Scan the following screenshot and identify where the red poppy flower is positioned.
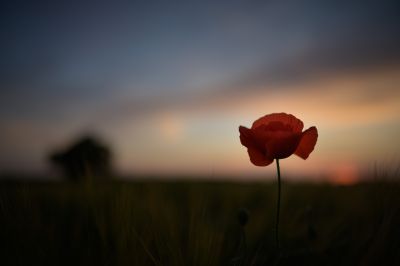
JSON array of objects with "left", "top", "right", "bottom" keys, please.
[{"left": 239, "top": 113, "right": 318, "bottom": 166}]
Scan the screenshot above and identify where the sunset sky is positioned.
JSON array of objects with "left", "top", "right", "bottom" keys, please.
[{"left": 1, "top": 0, "right": 399, "bottom": 182}]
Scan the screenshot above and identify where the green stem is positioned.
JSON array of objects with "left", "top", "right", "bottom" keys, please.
[{"left": 275, "top": 159, "right": 281, "bottom": 249}]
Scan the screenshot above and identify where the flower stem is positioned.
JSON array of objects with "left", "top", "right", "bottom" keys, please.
[{"left": 275, "top": 158, "right": 281, "bottom": 249}]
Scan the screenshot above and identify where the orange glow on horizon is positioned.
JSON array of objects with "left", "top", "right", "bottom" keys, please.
[{"left": 328, "top": 163, "right": 360, "bottom": 185}]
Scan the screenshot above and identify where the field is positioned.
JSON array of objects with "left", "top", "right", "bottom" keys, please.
[{"left": 0, "top": 179, "right": 399, "bottom": 266}]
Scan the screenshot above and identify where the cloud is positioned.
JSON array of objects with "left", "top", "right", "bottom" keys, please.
[{"left": 94, "top": 59, "right": 400, "bottom": 131}]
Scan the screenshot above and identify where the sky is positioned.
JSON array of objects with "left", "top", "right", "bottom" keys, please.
[{"left": 1, "top": 0, "right": 400, "bottom": 182}]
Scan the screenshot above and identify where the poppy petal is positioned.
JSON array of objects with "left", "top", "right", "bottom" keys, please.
[
  {"left": 247, "top": 147, "right": 274, "bottom": 166},
  {"left": 252, "top": 113, "right": 304, "bottom": 132},
  {"left": 295, "top": 126, "right": 318, "bottom": 159},
  {"left": 239, "top": 126, "right": 255, "bottom": 148}
]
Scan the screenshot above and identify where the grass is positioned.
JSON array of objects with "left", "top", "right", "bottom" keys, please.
[{"left": 0, "top": 179, "right": 399, "bottom": 265}]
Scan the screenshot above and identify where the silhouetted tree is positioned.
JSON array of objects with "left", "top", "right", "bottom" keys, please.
[{"left": 49, "top": 135, "right": 112, "bottom": 181}]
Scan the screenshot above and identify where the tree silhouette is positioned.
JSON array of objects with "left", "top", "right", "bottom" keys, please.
[{"left": 49, "top": 135, "right": 112, "bottom": 181}]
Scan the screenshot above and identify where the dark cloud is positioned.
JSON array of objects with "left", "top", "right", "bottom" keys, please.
[{"left": 224, "top": 34, "right": 400, "bottom": 93}]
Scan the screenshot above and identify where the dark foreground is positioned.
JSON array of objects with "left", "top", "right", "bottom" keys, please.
[{"left": 0, "top": 180, "right": 399, "bottom": 266}]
